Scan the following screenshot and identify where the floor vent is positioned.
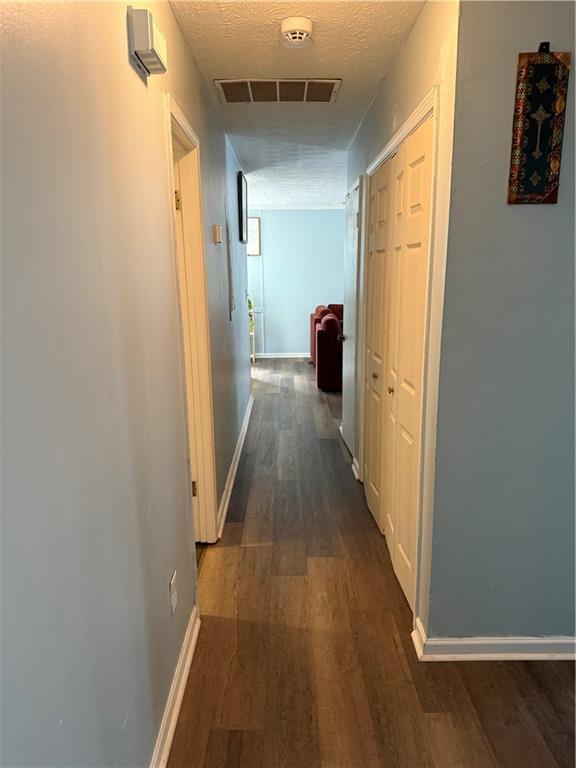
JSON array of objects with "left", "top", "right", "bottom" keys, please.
[{"left": 215, "top": 79, "right": 341, "bottom": 104}]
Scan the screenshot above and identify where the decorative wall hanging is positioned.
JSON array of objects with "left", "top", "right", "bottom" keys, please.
[
  {"left": 508, "top": 42, "right": 571, "bottom": 204},
  {"left": 237, "top": 171, "right": 248, "bottom": 242}
]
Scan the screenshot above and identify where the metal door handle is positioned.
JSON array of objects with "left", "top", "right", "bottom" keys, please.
[
  {"left": 371, "top": 372, "right": 378, "bottom": 380},
  {"left": 388, "top": 386, "right": 394, "bottom": 394}
]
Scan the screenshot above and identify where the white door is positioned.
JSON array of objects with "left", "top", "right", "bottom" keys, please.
[
  {"left": 392, "top": 117, "right": 433, "bottom": 607},
  {"left": 363, "top": 162, "right": 391, "bottom": 521},
  {"left": 341, "top": 181, "right": 361, "bottom": 455},
  {"left": 172, "top": 147, "right": 198, "bottom": 530},
  {"left": 362, "top": 116, "right": 434, "bottom": 610},
  {"left": 381, "top": 146, "right": 403, "bottom": 550}
]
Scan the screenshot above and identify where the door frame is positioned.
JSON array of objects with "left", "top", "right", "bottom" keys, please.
[
  {"left": 164, "top": 94, "right": 219, "bottom": 543},
  {"left": 341, "top": 176, "right": 364, "bottom": 473},
  {"left": 356, "top": 174, "right": 369, "bottom": 482},
  {"left": 362, "top": 87, "right": 449, "bottom": 630},
  {"left": 246, "top": 212, "right": 266, "bottom": 355}
]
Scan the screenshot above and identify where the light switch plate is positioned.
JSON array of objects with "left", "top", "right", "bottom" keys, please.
[{"left": 213, "top": 224, "right": 224, "bottom": 244}]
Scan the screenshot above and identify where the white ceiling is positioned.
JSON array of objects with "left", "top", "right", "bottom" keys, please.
[{"left": 171, "top": 1, "right": 424, "bottom": 208}]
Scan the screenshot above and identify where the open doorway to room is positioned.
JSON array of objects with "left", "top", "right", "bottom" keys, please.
[{"left": 246, "top": 208, "right": 346, "bottom": 394}]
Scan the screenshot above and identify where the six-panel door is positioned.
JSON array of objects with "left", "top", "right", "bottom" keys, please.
[
  {"left": 363, "top": 116, "right": 433, "bottom": 610},
  {"left": 363, "top": 160, "right": 391, "bottom": 522}
]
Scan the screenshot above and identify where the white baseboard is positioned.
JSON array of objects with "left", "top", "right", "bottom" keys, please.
[
  {"left": 339, "top": 424, "right": 352, "bottom": 454},
  {"left": 411, "top": 617, "right": 576, "bottom": 662},
  {"left": 338, "top": 425, "right": 361, "bottom": 481},
  {"left": 217, "top": 394, "right": 254, "bottom": 539},
  {"left": 150, "top": 606, "right": 201, "bottom": 768},
  {"left": 254, "top": 352, "right": 309, "bottom": 359}
]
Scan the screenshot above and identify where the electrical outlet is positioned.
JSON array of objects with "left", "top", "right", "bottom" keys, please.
[{"left": 169, "top": 570, "right": 178, "bottom": 614}]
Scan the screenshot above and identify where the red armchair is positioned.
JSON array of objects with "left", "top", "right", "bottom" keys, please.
[
  {"left": 316, "top": 313, "right": 343, "bottom": 392},
  {"left": 309, "top": 305, "right": 331, "bottom": 365},
  {"left": 327, "top": 303, "right": 344, "bottom": 325}
]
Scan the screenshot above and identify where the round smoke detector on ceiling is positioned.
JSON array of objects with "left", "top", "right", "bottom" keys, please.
[{"left": 281, "top": 17, "right": 313, "bottom": 48}]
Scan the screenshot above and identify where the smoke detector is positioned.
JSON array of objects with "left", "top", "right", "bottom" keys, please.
[{"left": 281, "top": 17, "right": 313, "bottom": 48}]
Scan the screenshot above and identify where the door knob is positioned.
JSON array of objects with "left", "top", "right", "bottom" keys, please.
[
  {"left": 388, "top": 386, "right": 394, "bottom": 394},
  {"left": 371, "top": 372, "right": 378, "bottom": 380}
]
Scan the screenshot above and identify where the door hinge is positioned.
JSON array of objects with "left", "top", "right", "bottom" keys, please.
[
  {"left": 174, "top": 190, "right": 182, "bottom": 210},
  {"left": 192, "top": 480, "right": 198, "bottom": 497}
]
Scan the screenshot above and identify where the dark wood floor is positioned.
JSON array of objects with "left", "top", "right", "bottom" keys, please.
[{"left": 168, "top": 359, "right": 575, "bottom": 768}]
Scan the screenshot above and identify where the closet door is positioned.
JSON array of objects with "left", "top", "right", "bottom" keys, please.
[
  {"left": 363, "top": 162, "right": 391, "bottom": 523},
  {"left": 381, "top": 146, "right": 404, "bottom": 554},
  {"left": 393, "top": 117, "right": 433, "bottom": 609}
]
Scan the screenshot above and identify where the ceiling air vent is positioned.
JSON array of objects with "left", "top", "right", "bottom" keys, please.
[{"left": 215, "top": 79, "right": 341, "bottom": 104}]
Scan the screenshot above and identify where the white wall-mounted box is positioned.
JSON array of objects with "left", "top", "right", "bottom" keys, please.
[{"left": 128, "top": 7, "right": 167, "bottom": 76}]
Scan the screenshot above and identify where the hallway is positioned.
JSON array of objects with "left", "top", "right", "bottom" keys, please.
[{"left": 168, "top": 360, "right": 574, "bottom": 768}]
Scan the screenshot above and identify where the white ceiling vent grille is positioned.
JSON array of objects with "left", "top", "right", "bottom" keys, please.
[{"left": 215, "top": 79, "right": 342, "bottom": 104}]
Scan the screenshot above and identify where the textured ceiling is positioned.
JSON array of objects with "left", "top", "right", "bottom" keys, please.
[{"left": 171, "top": 1, "right": 424, "bottom": 208}]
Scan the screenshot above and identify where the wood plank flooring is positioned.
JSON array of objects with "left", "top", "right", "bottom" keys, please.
[{"left": 168, "top": 359, "right": 575, "bottom": 768}]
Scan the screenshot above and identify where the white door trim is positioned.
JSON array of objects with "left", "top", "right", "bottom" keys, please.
[
  {"left": 353, "top": 175, "right": 365, "bottom": 473},
  {"left": 164, "top": 93, "right": 219, "bottom": 543},
  {"left": 364, "top": 87, "right": 447, "bottom": 639},
  {"left": 356, "top": 174, "right": 369, "bottom": 483},
  {"left": 341, "top": 177, "right": 362, "bottom": 460},
  {"left": 366, "top": 89, "right": 435, "bottom": 175},
  {"left": 348, "top": 177, "right": 361, "bottom": 196},
  {"left": 412, "top": 618, "right": 576, "bottom": 662},
  {"left": 258, "top": 234, "right": 267, "bottom": 354}
]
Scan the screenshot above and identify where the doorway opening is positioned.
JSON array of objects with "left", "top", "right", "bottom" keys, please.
[{"left": 341, "top": 177, "right": 364, "bottom": 475}]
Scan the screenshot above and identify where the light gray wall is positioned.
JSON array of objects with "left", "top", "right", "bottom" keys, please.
[
  {"left": 216, "top": 138, "right": 251, "bottom": 496},
  {"left": 428, "top": 1, "right": 575, "bottom": 638},
  {"left": 347, "top": 1, "right": 459, "bottom": 185},
  {"left": 0, "top": 2, "right": 249, "bottom": 766}
]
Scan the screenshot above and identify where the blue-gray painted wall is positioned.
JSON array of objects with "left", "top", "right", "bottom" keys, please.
[
  {"left": 0, "top": 4, "right": 250, "bottom": 766},
  {"left": 428, "top": 0, "right": 575, "bottom": 637},
  {"left": 247, "top": 209, "right": 345, "bottom": 355}
]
